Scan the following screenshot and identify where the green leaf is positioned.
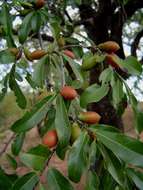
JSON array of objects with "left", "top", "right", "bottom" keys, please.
[
  {"left": 112, "top": 55, "right": 142, "bottom": 76},
  {"left": 6, "top": 154, "right": 17, "bottom": 170},
  {"left": 20, "top": 145, "right": 51, "bottom": 171},
  {"left": 80, "top": 83, "right": 109, "bottom": 108},
  {"left": 31, "top": 11, "right": 42, "bottom": 32},
  {"left": 0, "top": 167, "right": 13, "bottom": 190},
  {"left": 111, "top": 76, "right": 124, "bottom": 105},
  {"left": 99, "top": 67, "right": 113, "bottom": 84},
  {"left": 11, "top": 172, "right": 39, "bottom": 190},
  {"left": 127, "top": 168, "right": 143, "bottom": 190},
  {"left": 89, "top": 141, "right": 97, "bottom": 164},
  {"left": 95, "top": 129, "right": 143, "bottom": 167},
  {"left": 85, "top": 171, "right": 99, "bottom": 190},
  {"left": 9, "top": 64, "right": 27, "bottom": 109},
  {"left": 135, "top": 111, "right": 143, "bottom": 133},
  {"left": 25, "top": 72, "right": 37, "bottom": 89},
  {"left": 11, "top": 132, "right": 25, "bottom": 156},
  {"left": 1, "top": 3, "right": 15, "bottom": 47},
  {"left": 117, "top": 74, "right": 138, "bottom": 110},
  {"left": 63, "top": 54, "right": 84, "bottom": 83},
  {"left": 0, "top": 50, "right": 15, "bottom": 64},
  {"left": 55, "top": 95, "right": 71, "bottom": 159},
  {"left": 123, "top": 56, "right": 142, "bottom": 76},
  {"left": 47, "top": 168, "right": 74, "bottom": 190},
  {"left": 98, "top": 143, "right": 124, "bottom": 186},
  {"left": 32, "top": 55, "right": 49, "bottom": 88},
  {"left": 90, "top": 124, "right": 120, "bottom": 132},
  {"left": 50, "top": 21, "right": 61, "bottom": 39},
  {"left": 11, "top": 94, "right": 56, "bottom": 133},
  {"left": 68, "top": 131, "right": 90, "bottom": 183},
  {"left": 19, "top": 12, "right": 34, "bottom": 44},
  {"left": 40, "top": 106, "right": 56, "bottom": 136}
]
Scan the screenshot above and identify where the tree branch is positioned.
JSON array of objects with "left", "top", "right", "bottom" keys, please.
[
  {"left": 0, "top": 133, "right": 15, "bottom": 156},
  {"left": 131, "top": 28, "right": 143, "bottom": 57}
]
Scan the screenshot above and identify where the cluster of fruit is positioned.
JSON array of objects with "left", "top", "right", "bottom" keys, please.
[{"left": 42, "top": 85, "right": 101, "bottom": 149}]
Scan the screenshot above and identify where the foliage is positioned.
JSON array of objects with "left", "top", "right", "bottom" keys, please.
[{"left": 0, "top": 0, "right": 143, "bottom": 189}]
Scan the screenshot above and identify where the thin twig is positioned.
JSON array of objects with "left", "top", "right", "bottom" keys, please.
[
  {"left": 60, "top": 55, "right": 65, "bottom": 87},
  {"left": 40, "top": 148, "right": 56, "bottom": 177},
  {"left": 0, "top": 133, "right": 15, "bottom": 156}
]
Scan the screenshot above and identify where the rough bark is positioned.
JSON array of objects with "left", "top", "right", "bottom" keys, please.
[{"left": 78, "top": 1, "right": 124, "bottom": 130}]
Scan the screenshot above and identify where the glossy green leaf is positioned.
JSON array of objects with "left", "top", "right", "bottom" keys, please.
[
  {"left": 11, "top": 94, "right": 56, "bottom": 133},
  {"left": 98, "top": 143, "right": 124, "bottom": 186},
  {"left": 85, "top": 171, "right": 99, "bottom": 190},
  {"left": 80, "top": 83, "right": 109, "bottom": 108},
  {"left": 55, "top": 95, "right": 71, "bottom": 159},
  {"left": 11, "top": 172, "right": 39, "bottom": 190},
  {"left": 63, "top": 54, "right": 83, "bottom": 83},
  {"left": 11, "top": 132, "right": 25, "bottom": 155},
  {"left": 20, "top": 145, "right": 51, "bottom": 171},
  {"left": 127, "top": 168, "right": 143, "bottom": 190},
  {"left": 19, "top": 12, "right": 34, "bottom": 44},
  {"left": 68, "top": 131, "right": 90, "bottom": 183},
  {"left": 95, "top": 129, "right": 143, "bottom": 167},
  {"left": 6, "top": 154, "right": 17, "bottom": 170},
  {"left": 9, "top": 64, "right": 27, "bottom": 109},
  {"left": 32, "top": 55, "right": 49, "bottom": 88},
  {"left": 90, "top": 124, "right": 120, "bottom": 133},
  {"left": 47, "top": 168, "right": 74, "bottom": 190}
]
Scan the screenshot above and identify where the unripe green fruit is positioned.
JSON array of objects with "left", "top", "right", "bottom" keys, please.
[
  {"left": 78, "top": 111, "right": 101, "bottom": 124},
  {"left": 81, "top": 55, "right": 97, "bottom": 70},
  {"left": 57, "top": 36, "right": 65, "bottom": 47},
  {"left": 70, "top": 123, "right": 81, "bottom": 144},
  {"left": 98, "top": 41, "right": 120, "bottom": 53}
]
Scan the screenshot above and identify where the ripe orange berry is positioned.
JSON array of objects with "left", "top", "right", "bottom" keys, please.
[
  {"left": 60, "top": 86, "right": 77, "bottom": 100},
  {"left": 42, "top": 130, "right": 58, "bottom": 148},
  {"left": 63, "top": 50, "right": 75, "bottom": 59},
  {"left": 78, "top": 111, "right": 101, "bottom": 124},
  {"left": 98, "top": 41, "right": 120, "bottom": 53}
]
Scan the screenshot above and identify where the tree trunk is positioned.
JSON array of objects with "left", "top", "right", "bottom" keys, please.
[{"left": 78, "top": 3, "right": 124, "bottom": 130}]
